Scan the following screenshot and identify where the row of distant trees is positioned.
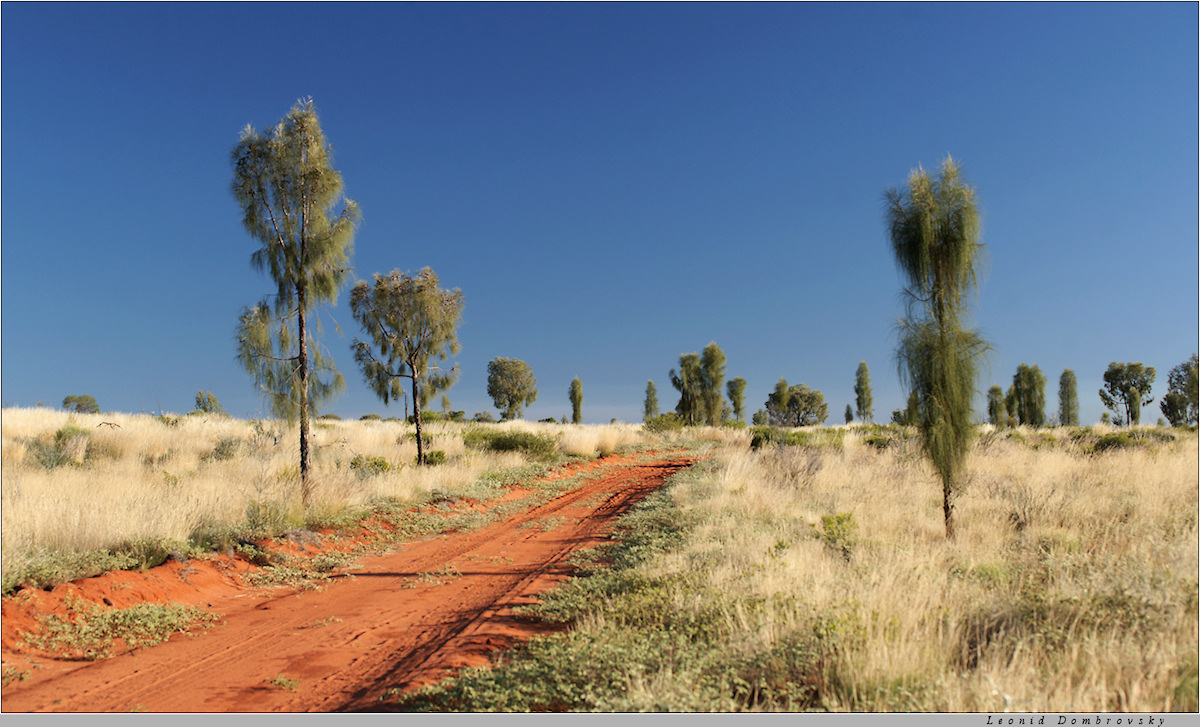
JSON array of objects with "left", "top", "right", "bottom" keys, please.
[{"left": 981, "top": 356, "right": 1198, "bottom": 429}]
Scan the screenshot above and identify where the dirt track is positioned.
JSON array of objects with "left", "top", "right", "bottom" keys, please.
[{"left": 1, "top": 452, "right": 697, "bottom": 713}]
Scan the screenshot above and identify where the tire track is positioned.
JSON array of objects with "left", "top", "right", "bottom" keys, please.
[{"left": 2, "top": 453, "right": 696, "bottom": 713}]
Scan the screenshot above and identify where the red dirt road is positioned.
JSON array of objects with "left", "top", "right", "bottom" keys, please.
[{"left": 1, "top": 452, "right": 697, "bottom": 713}]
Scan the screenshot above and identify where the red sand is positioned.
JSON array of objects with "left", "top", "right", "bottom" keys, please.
[{"left": 1, "top": 452, "right": 697, "bottom": 713}]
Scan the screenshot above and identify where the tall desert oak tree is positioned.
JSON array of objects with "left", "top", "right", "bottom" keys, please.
[
  {"left": 569, "top": 377, "right": 584, "bottom": 424},
  {"left": 888, "top": 156, "right": 990, "bottom": 539},
  {"left": 233, "top": 98, "right": 359, "bottom": 507},
  {"left": 854, "top": 361, "right": 874, "bottom": 424},
  {"left": 1058, "top": 369, "right": 1079, "bottom": 427},
  {"left": 726, "top": 377, "right": 747, "bottom": 424},
  {"left": 643, "top": 380, "right": 659, "bottom": 422},
  {"left": 351, "top": 268, "right": 463, "bottom": 465}
]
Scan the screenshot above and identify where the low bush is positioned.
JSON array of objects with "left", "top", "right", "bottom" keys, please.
[
  {"left": 749, "top": 427, "right": 843, "bottom": 451},
  {"left": 26, "top": 424, "right": 91, "bottom": 469},
  {"left": 643, "top": 413, "right": 684, "bottom": 433},
  {"left": 201, "top": 437, "right": 243, "bottom": 463},
  {"left": 350, "top": 454, "right": 392, "bottom": 479},
  {"left": 20, "top": 596, "right": 220, "bottom": 660},
  {"left": 462, "top": 429, "right": 558, "bottom": 461}
]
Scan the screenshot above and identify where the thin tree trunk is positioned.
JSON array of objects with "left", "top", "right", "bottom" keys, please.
[
  {"left": 298, "top": 287, "right": 312, "bottom": 508},
  {"left": 412, "top": 374, "right": 424, "bottom": 466},
  {"left": 943, "top": 476, "right": 955, "bottom": 539},
  {"left": 298, "top": 143, "right": 312, "bottom": 508}
]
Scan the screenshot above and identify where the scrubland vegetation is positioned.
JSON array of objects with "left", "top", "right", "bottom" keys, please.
[
  {"left": 396, "top": 424, "right": 1198, "bottom": 713},
  {"left": 0, "top": 407, "right": 665, "bottom": 593},
  {"left": 3, "top": 405, "right": 1196, "bottom": 712}
]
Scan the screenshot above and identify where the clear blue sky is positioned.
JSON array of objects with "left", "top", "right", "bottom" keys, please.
[{"left": 3, "top": 2, "right": 1197, "bottom": 425}]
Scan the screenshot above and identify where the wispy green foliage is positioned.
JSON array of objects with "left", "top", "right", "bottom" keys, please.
[
  {"left": 887, "top": 156, "right": 990, "bottom": 539},
  {"left": 569, "top": 377, "right": 584, "bottom": 424},
  {"left": 231, "top": 98, "right": 359, "bottom": 505},
  {"left": 1099, "top": 362, "right": 1156, "bottom": 427},
  {"left": 194, "top": 391, "right": 224, "bottom": 415},
  {"left": 670, "top": 352, "right": 703, "bottom": 426},
  {"left": 1058, "top": 369, "right": 1079, "bottom": 427},
  {"left": 643, "top": 380, "right": 659, "bottom": 422},
  {"left": 854, "top": 361, "right": 873, "bottom": 423},
  {"left": 699, "top": 342, "right": 727, "bottom": 426},
  {"left": 1160, "top": 354, "right": 1198, "bottom": 427},
  {"left": 726, "top": 377, "right": 747, "bottom": 424},
  {"left": 351, "top": 267, "right": 463, "bottom": 465},
  {"left": 486, "top": 358, "right": 538, "bottom": 420},
  {"left": 1011, "top": 363, "right": 1047, "bottom": 427},
  {"left": 986, "top": 385, "right": 1007, "bottom": 427}
]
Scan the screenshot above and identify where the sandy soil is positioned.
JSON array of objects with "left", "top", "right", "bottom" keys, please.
[{"left": 1, "top": 451, "right": 698, "bottom": 713}]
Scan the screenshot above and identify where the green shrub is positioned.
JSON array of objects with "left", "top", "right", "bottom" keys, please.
[
  {"left": 643, "top": 413, "right": 684, "bottom": 433},
  {"left": 201, "top": 437, "right": 243, "bottom": 463},
  {"left": 350, "top": 454, "right": 392, "bottom": 479},
  {"left": 462, "top": 430, "right": 558, "bottom": 460},
  {"left": 422, "top": 450, "right": 447, "bottom": 466},
  {"left": 27, "top": 424, "right": 91, "bottom": 469},
  {"left": 1090, "top": 429, "right": 1175, "bottom": 453},
  {"left": 749, "top": 427, "right": 843, "bottom": 450},
  {"left": 750, "top": 426, "right": 785, "bottom": 450},
  {"left": 21, "top": 597, "right": 219, "bottom": 660},
  {"left": 816, "top": 512, "right": 858, "bottom": 561},
  {"left": 359, "top": 413, "right": 383, "bottom": 421}
]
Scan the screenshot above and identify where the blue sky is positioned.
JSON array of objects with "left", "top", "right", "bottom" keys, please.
[{"left": 3, "top": 2, "right": 1197, "bottom": 425}]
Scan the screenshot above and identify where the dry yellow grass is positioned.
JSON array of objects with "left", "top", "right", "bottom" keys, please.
[
  {"left": 641, "top": 426, "right": 1198, "bottom": 712},
  {"left": 0, "top": 408, "right": 656, "bottom": 582}
]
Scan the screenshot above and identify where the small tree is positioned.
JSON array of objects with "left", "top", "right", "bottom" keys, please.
[
  {"left": 891, "top": 390, "right": 921, "bottom": 426},
  {"left": 854, "top": 361, "right": 874, "bottom": 423},
  {"left": 232, "top": 98, "right": 359, "bottom": 506},
  {"left": 569, "top": 377, "right": 584, "bottom": 424},
  {"left": 1058, "top": 369, "right": 1079, "bottom": 427},
  {"left": 1160, "top": 354, "right": 1198, "bottom": 427},
  {"left": 669, "top": 353, "right": 703, "bottom": 426},
  {"left": 195, "top": 391, "right": 224, "bottom": 415},
  {"left": 764, "top": 378, "right": 828, "bottom": 427},
  {"left": 1099, "top": 361, "right": 1156, "bottom": 427},
  {"left": 1011, "top": 363, "right": 1047, "bottom": 427},
  {"left": 986, "top": 385, "right": 1007, "bottom": 427},
  {"left": 844, "top": 404, "right": 854, "bottom": 425},
  {"left": 63, "top": 395, "right": 99, "bottom": 414},
  {"left": 351, "top": 268, "right": 463, "bottom": 465},
  {"left": 487, "top": 358, "right": 538, "bottom": 420},
  {"left": 699, "top": 342, "right": 727, "bottom": 426},
  {"left": 888, "top": 156, "right": 990, "bottom": 539},
  {"left": 643, "top": 380, "right": 659, "bottom": 422},
  {"left": 726, "top": 377, "right": 747, "bottom": 424}
]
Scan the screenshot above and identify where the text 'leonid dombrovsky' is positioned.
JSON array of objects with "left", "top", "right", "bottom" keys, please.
[{"left": 986, "top": 717, "right": 1167, "bottom": 726}]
